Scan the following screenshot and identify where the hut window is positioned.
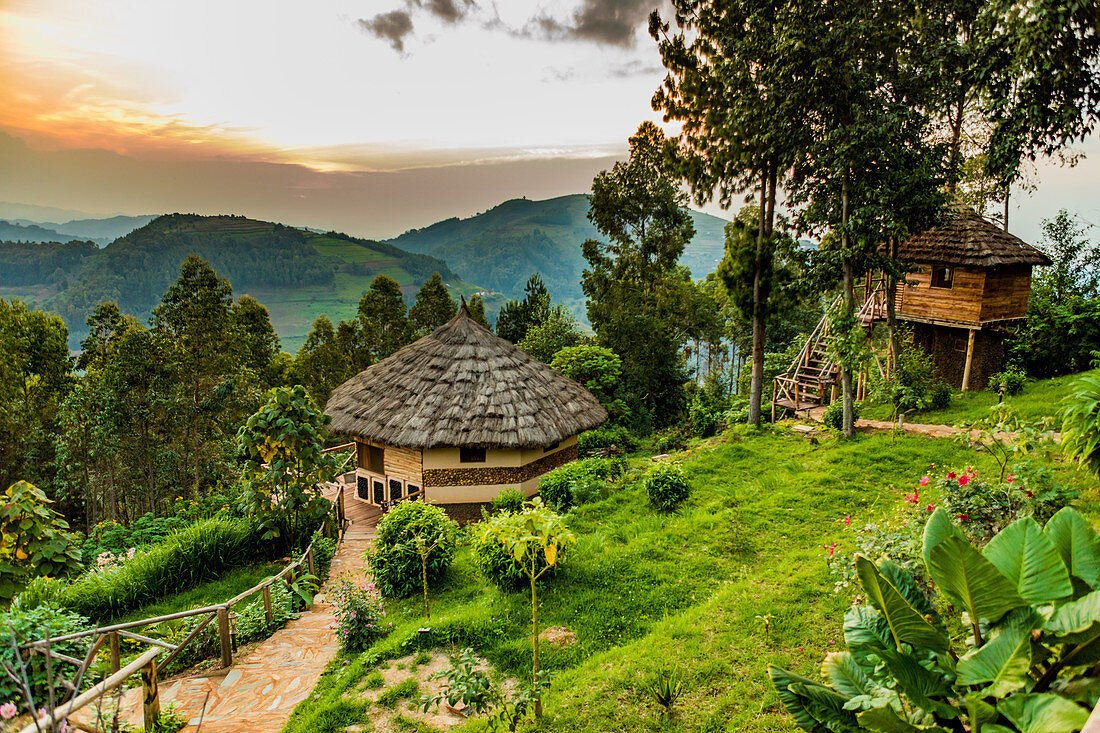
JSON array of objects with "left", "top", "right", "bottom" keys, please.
[
  {"left": 460, "top": 447, "right": 486, "bottom": 463},
  {"left": 389, "top": 479, "right": 403, "bottom": 501},
  {"left": 372, "top": 479, "right": 385, "bottom": 505},
  {"left": 406, "top": 484, "right": 420, "bottom": 497},
  {"left": 358, "top": 443, "right": 384, "bottom": 474},
  {"left": 931, "top": 267, "right": 953, "bottom": 289}
]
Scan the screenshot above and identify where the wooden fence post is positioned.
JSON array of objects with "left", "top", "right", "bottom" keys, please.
[
  {"left": 307, "top": 547, "right": 316, "bottom": 577},
  {"left": 141, "top": 658, "right": 160, "bottom": 732},
  {"left": 109, "top": 632, "right": 121, "bottom": 674},
  {"left": 263, "top": 584, "right": 274, "bottom": 626},
  {"left": 217, "top": 607, "right": 233, "bottom": 668}
]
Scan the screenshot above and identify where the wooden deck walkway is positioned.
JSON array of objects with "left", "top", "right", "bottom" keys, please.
[{"left": 79, "top": 480, "right": 379, "bottom": 732}]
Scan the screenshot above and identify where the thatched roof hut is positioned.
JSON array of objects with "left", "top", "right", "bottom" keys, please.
[
  {"left": 898, "top": 207, "right": 1052, "bottom": 268},
  {"left": 325, "top": 303, "right": 607, "bottom": 513}
]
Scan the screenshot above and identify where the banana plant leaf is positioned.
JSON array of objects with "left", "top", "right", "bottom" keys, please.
[
  {"left": 983, "top": 517, "right": 1073, "bottom": 604},
  {"left": 996, "top": 693, "right": 1090, "bottom": 733},
  {"left": 1044, "top": 508, "right": 1100, "bottom": 591},
  {"left": 856, "top": 555, "right": 950, "bottom": 653}
]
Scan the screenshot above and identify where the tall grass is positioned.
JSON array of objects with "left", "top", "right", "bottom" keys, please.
[{"left": 20, "top": 517, "right": 267, "bottom": 621}]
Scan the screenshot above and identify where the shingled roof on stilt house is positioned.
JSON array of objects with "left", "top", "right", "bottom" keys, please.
[
  {"left": 897, "top": 207, "right": 1052, "bottom": 267},
  {"left": 325, "top": 301, "right": 608, "bottom": 449}
]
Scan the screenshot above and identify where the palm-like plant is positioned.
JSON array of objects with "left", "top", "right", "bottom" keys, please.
[{"left": 1062, "top": 375, "right": 1100, "bottom": 477}]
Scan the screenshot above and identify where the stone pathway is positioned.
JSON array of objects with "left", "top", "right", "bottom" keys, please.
[
  {"left": 78, "top": 501, "right": 378, "bottom": 733},
  {"left": 803, "top": 406, "right": 1059, "bottom": 442}
]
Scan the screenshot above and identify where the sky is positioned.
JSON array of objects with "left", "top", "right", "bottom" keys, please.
[{"left": 1, "top": 0, "right": 1097, "bottom": 244}]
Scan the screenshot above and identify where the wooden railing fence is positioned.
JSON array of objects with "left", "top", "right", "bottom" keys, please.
[{"left": 18, "top": 480, "right": 349, "bottom": 733}]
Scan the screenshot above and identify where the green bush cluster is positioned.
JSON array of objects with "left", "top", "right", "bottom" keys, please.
[
  {"left": 472, "top": 510, "right": 549, "bottom": 590},
  {"left": 310, "top": 527, "right": 337, "bottom": 580},
  {"left": 989, "top": 366, "right": 1028, "bottom": 396},
  {"left": 642, "top": 462, "right": 690, "bottom": 513},
  {"left": 577, "top": 426, "right": 639, "bottom": 456},
  {"left": 366, "top": 502, "right": 458, "bottom": 598},
  {"left": 537, "top": 457, "right": 625, "bottom": 513},
  {"left": 488, "top": 488, "right": 526, "bottom": 515},
  {"left": 18, "top": 517, "right": 265, "bottom": 620},
  {"left": 822, "top": 400, "right": 862, "bottom": 430},
  {"left": 0, "top": 603, "right": 91, "bottom": 704}
]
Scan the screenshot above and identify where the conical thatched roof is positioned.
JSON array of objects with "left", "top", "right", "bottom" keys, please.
[
  {"left": 325, "top": 303, "right": 608, "bottom": 449},
  {"left": 898, "top": 207, "right": 1052, "bottom": 267}
]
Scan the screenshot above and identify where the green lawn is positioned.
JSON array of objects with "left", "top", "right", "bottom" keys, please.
[
  {"left": 862, "top": 367, "right": 1100, "bottom": 425},
  {"left": 114, "top": 562, "right": 283, "bottom": 625},
  {"left": 284, "top": 427, "right": 1099, "bottom": 733}
]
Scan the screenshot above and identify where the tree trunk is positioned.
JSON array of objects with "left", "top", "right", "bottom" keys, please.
[
  {"left": 947, "top": 95, "right": 965, "bottom": 197},
  {"left": 747, "top": 168, "right": 770, "bottom": 426},
  {"left": 840, "top": 170, "right": 856, "bottom": 437},
  {"left": 421, "top": 553, "right": 430, "bottom": 619},
  {"left": 886, "top": 236, "right": 901, "bottom": 375},
  {"left": 531, "top": 569, "right": 542, "bottom": 718}
]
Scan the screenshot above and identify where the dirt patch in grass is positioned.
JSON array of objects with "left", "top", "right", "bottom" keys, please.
[{"left": 346, "top": 649, "right": 516, "bottom": 732}]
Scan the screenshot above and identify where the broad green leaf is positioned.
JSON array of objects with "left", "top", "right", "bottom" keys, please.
[
  {"left": 984, "top": 517, "right": 1073, "bottom": 604},
  {"left": 879, "top": 559, "right": 938, "bottom": 618},
  {"left": 857, "top": 706, "right": 950, "bottom": 733},
  {"left": 822, "top": 652, "right": 878, "bottom": 699},
  {"left": 877, "top": 647, "right": 956, "bottom": 719},
  {"left": 997, "top": 693, "right": 1089, "bottom": 733},
  {"left": 955, "top": 621, "right": 1032, "bottom": 697},
  {"left": 856, "top": 555, "right": 949, "bottom": 653},
  {"left": 923, "top": 508, "right": 1025, "bottom": 624},
  {"left": 965, "top": 693, "right": 997, "bottom": 731},
  {"left": 1044, "top": 508, "right": 1100, "bottom": 589},
  {"left": 1044, "top": 589, "right": 1100, "bottom": 645},
  {"left": 844, "top": 606, "right": 893, "bottom": 672},
  {"left": 769, "top": 666, "right": 860, "bottom": 733}
]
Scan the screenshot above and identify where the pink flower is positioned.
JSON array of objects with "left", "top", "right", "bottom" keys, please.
[
  {"left": 926, "top": 504, "right": 935, "bottom": 512},
  {"left": 958, "top": 474, "right": 971, "bottom": 486},
  {"left": 0, "top": 702, "right": 17, "bottom": 719},
  {"left": 823, "top": 542, "right": 837, "bottom": 558},
  {"left": 843, "top": 516, "right": 851, "bottom": 527},
  {"left": 966, "top": 466, "right": 974, "bottom": 474},
  {"left": 946, "top": 471, "right": 957, "bottom": 479},
  {"left": 1006, "top": 474, "right": 1014, "bottom": 483},
  {"left": 919, "top": 476, "right": 930, "bottom": 486}
]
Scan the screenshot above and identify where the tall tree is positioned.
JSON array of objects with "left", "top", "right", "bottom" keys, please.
[
  {"left": 152, "top": 255, "right": 244, "bottom": 493},
  {"left": 409, "top": 272, "right": 458, "bottom": 337},
  {"left": 465, "top": 294, "right": 490, "bottom": 329},
  {"left": 357, "top": 274, "right": 412, "bottom": 359},
  {"left": 293, "top": 315, "right": 353, "bottom": 406},
  {"left": 582, "top": 122, "right": 698, "bottom": 427},
  {"left": 496, "top": 274, "right": 551, "bottom": 344},
  {"left": 651, "top": 0, "right": 812, "bottom": 425},
  {"left": 232, "top": 295, "right": 282, "bottom": 388},
  {"left": 1034, "top": 210, "right": 1100, "bottom": 302}
]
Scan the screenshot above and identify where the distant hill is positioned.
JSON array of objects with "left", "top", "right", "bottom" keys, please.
[
  {"left": 0, "top": 220, "right": 91, "bottom": 244},
  {"left": 386, "top": 194, "right": 731, "bottom": 315},
  {"left": 0, "top": 214, "right": 502, "bottom": 352}
]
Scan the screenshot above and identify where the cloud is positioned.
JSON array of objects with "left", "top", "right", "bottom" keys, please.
[
  {"left": 358, "top": 10, "right": 414, "bottom": 52},
  {"left": 523, "top": 0, "right": 657, "bottom": 48}
]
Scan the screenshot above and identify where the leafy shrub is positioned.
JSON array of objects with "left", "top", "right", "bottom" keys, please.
[
  {"left": 641, "top": 670, "right": 684, "bottom": 718},
  {"left": 18, "top": 517, "right": 264, "bottom": 619},
  {"left": 489, "top": 488, "right": 526, "bottom": 515},
  {"left": 577, "top": 426, "right": 639, "bottom": 457},
  {"left": 310, "top": 527, "right": 337, "bottom": 580},
  {"left": 643, "top": 462, "right": 689, "bottom": 513},
  {"left": 688, "top": 392, "right": 724, "bottom": 438},
  {"left": 1061, "top": 374, "right": 1100, "bottom": 477},
  {"left": 81, "top": 513, "right": 187, "bottom": 565},
  {"left": 329, "top": 574, "right": 391, "bottom": 652},
  {"left": 937, "top": 464, "right": 1076, "bottom": 544},
  {"left": 653, "top": 431, "right": 685, "bottom": 454},
  {"left": 366, "top": 502, "right": 457, "bottom": 598},
  {"left": 0, "top": 603, "right": 91, "bottom": 704},
  {"left": 877, "top": 338, "right": 952, "bottom": 413},
  {"left": 472, "top": 510, "right": 550, "bottom": 589},
  {"left": 773, "top": 507, "right": 1100, "bottom": 732},
  {"left": 929, "top": 381, "right": 952, "bottom": 409},
  {"left": 989, "top": 366, "right": 1027, "bottom": 396},
  {"left": 537, "top": 458, "right": 621, "bottom": 513},
  {"left": 0, "top": 481, "right": 83, "bottom": 603},
  {"left": 821, "top": 400, "right": 861, "bottom": 430}
]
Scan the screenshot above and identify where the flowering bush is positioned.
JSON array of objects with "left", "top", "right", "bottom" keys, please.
[
  {"left": 329, "top": 574, "right": 390, "bottom": 652},
  {"left": 938, "top": 463, "right": 1076, "bottom": 543}
]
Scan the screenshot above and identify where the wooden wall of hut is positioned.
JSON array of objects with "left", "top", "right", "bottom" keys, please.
[
  {"left": 979, "top": 265, "right": 1033, "bottom": 322},
  {"left": 898, "top": 265, "right": 985, "bottom": 325}
]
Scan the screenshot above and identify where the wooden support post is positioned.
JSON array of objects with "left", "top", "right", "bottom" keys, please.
[
  {"left": 307, "top": 546, "right": 316, "bottom": 577},
  {"left": 217, "top": 607, "right": 233, "bottom": 668},
  {"left": 771, "top": 380, "right": 777, "bottom": 423},
  {"left": 109, "top": 632, "right": 120, "bottom": 675},
  {"left": 141, "top": 659, "right": 160, "bottom": 732},
  {"left": 961, "top": 329, "right": 977, "bottom": 392},
  {"left": 263, "top": 583, "right": 274, "bottom": 626}
]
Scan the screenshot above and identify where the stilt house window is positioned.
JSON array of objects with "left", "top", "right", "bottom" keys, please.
[{"left": 931, "top": 266, "right": 954, "bottom": 289}]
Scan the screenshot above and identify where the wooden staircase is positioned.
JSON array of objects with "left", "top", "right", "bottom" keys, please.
[{"left": 771, "top": 279, "right": 888, "bottom": 421}]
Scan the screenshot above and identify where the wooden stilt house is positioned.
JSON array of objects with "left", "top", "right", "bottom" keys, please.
[
  {"left": 324, "top": 301, "right": 608, "bottom": 521},
  {"left": 773, "top": 207, "right": 1051, "bottom": 418}
]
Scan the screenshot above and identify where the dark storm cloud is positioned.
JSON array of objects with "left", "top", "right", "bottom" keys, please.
[
  {"left": 522, "top": 0, "right": 657, "bottom": 48},
  {"left": 359, "top": 0, "right": 659, "bottom": 52},
  {"left": 358, "top": 10, "right": 414, "bottom": 52}
]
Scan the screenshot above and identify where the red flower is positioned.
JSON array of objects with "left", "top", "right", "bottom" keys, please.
[
  {"left": 824, "top": 542, "right": 837, "bottom": 558},
  {"left": 843, "top": 516, "right": 851, "bottom": 527},
  {"left": 947, "top": 471, "right": 957, "bottom": 479},
  {"left": 1026, "top": 490, "right": 1033, "bottom": 498},
  {"left": 958, "top": 474, "right": 971, "bottom": 486},
  {"left": 926, "top": 504, "right": 935, "bottom": 512},
  {"left": 958, "top": 514, "right": 969, "bottom": 522}
]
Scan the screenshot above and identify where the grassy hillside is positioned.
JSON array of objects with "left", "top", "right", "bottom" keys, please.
[
  {"left": 285, "top": 427, "right": 1098, "bottom": 732},
  {"left": 386, "top": 194, "right": 730, "bottom": 316},
  {"left": 0, "top": 214, "right": 504, "bottom": 352},
  {"left": 0, "top": 220, "right": 91, "bottom": 244}
]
